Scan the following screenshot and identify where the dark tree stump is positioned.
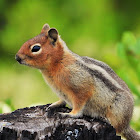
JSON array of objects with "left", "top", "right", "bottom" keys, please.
[{"left": 0, "top": 104, "right": 122, "bottom": 140}]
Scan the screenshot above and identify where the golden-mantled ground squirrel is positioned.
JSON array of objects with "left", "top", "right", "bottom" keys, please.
[{"left": 15, "top": 24, "right": 140, "bottom": 140}]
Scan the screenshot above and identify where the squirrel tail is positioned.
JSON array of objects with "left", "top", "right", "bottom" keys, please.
[{"left": 122, "top": 126, "right": 140, "bottom": 140}]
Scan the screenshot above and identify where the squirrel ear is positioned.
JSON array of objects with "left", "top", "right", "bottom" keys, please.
[
  {"left": 41, "top": 24, "right": 50, "bottom": 34},
  {"left": 48, "top": 28, "right": 58, "bottom": 42}
]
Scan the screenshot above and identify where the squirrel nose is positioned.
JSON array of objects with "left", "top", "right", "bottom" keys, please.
[{"left": 15, "top": 54, "right": 22, "bottom": 64}]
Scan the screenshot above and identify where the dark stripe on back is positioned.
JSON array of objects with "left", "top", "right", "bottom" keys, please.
[
  {"left": 76, "top": 60, "right": 123, "bottom": 92},
  {"left": 81, "top": 56, "right": 130, "bottom": 92}
]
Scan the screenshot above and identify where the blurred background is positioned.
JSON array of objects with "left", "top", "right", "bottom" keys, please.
[{"left": 0, "top": 0, "right": 140, "bottom": 132}]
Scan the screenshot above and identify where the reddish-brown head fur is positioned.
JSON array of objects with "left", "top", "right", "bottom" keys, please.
[{"left": 16, "top": 24, "right": 64, "bottom": 70}]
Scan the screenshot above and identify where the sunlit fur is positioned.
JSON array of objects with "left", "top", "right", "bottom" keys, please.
[{"left": 16, "top": 24, "right": 140, "bottom": 140}]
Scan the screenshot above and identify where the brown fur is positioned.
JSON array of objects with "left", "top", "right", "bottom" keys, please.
[
  {"left": 106, "top": 107, "right": 122, "bottom": 133},
  {"left": 41, "top": 51, "right": 94, "bottom": 115},
  {"left": 16, "top": 24, "right": 140, "bottom": 140}
]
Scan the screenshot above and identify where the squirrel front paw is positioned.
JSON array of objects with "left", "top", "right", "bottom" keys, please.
[
  {"left": 45, "top": 101, "right": 66, "bottom": 117},
  {"left": 58, "top": 111, "right": 83, "bottom": 119},
  {"left": 47, "top": 100, "right": 66, "bottom": 110}
]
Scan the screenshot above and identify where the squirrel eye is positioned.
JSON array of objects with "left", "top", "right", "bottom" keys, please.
[{"left": 31, "top": 45, "right": 41, "bottom": 52}]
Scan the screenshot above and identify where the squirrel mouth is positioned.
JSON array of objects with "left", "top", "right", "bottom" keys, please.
[
  {"left": 15, "top": 54, "right": 27, "bottom": 65},
  {"left": 15, "top": 54, "right": 32, "bottom": 67},
  {"left": 15, "top": 54, "right": 23, "bottom": 64}
]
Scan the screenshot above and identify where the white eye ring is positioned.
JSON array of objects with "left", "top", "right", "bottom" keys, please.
[{"left": 30, "top": 43, "right": 42, "bottom": 54}]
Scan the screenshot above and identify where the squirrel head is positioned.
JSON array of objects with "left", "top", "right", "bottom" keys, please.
[{"left": 15, "top": 24, "right": 64, "bottom": 69}]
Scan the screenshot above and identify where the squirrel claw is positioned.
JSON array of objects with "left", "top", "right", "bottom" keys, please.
[
  {"left": 45, "top": 105, "right": 55, "bottom": 118},
  {"left": 57, "top": 112, "right": 71, "bottom": 119},
  {"left": 58, "top": 112, "right": 81, "bottom": 119}
]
